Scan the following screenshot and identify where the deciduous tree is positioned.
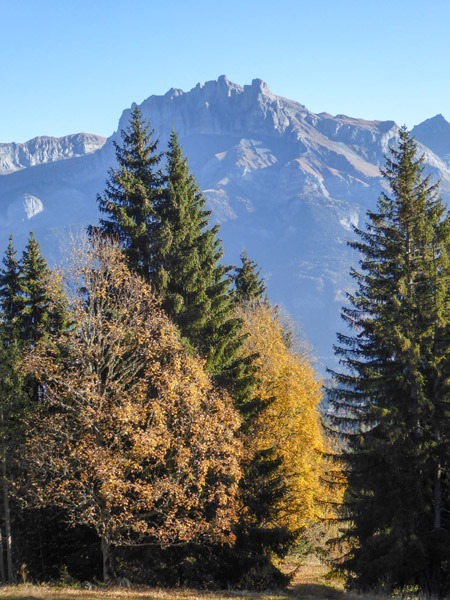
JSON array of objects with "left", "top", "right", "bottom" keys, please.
[
  {"left": 237, "top": 302, "right": 337, "bottom": 534},
  {"left": 24, "top": 240, "right": 242, "bottom": 582}
]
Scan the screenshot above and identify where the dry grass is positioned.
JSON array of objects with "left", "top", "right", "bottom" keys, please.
[
  {"left": 0, "top": 585, "right": 287, "bottom": 600},
  {"left": 0, "top": 555, "right": 397, "bottom": 600},
  {"left": 282, "top": 553, "right": 345, "bottom": 599}
]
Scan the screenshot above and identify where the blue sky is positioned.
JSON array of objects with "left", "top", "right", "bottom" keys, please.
[{"left": 2, "top": 0, "right": 450, "bottom": 142}]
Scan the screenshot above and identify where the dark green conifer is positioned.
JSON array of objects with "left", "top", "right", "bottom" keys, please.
[
  {"left": 152, "top": 131, "right": 247, "bottom": 395},
  {"left": 0, "top": 236, "right": 22, "bottom": 343},
  {"left": 94, "top": 106, "right": 165, "bottom": 280},
  {"left": 232, "top": 250, "right": 266, "bottom": 304},
  {"left": 19, "top": 232, "right": 67, "bottom": 344},
  {"left": 152, "top": 131, "right": 230, "bottom": 359},
  {"left": 0, "top": 332, "right": 26, "bottom": 583},
  {"left": 0, "top": 237, "right": 25, "bottom": 582},
  {"left": 0, "top": 232, "right": 58, "bottom": 582},
  {"left": 95, "top": 122, "right": 254, "bottom": 413},
  {"left": 329, "top": 127, "right": 450, "bottom": 596},
  {"left": 0, "top": 232, "right": 71, "bottom": 582}
]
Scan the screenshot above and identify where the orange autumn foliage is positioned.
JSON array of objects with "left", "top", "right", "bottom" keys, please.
[
  {"left": 24, "top": 240, "right": 242, "bottom": 556},
  {"left": 236, "top": 302, "right": 343, "bottom": 533}
]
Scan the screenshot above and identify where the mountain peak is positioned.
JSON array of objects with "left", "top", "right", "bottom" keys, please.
[
  {"left": 412, "top": 114, "right": 450, "bottom": 158},
  {"left": 200, "top": 75, "right": 244, "bottom": 96},
  {"left": 429, "top": 113, "right": 448, "bottom": 123},
  {"left": 164, "top": 87, "right": 184, "bottom": 98},
  {"left": 243, "top": 78, "right": 274, "bottom": 98},
  {"left": 251, "top": 78, "right": 270, "bottom": 91},
  {"left": 415, "top": 113, "right": 450, "bottom": 130},
  {"left": 161, "top": 76, "right": 274, "bottom": 101}
]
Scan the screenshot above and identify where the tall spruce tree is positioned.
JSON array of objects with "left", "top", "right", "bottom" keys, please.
[
  {"left": 93, "top": 106, "right": 165, "bottom": 280},
  {"left": 151, "top": 131, "right": 251, "bottom": 404},
  {"left": 329, "top": 127, "right": 450, "bottom": 596},
  {"left": 152, "top": 131, "right": 236, "bottom": 368},
  {"left": 94, "top": 122, "right": 254, "bottom": 415},
  {"left": 0, "top": 236, "right": 24, "bottom": 582}
]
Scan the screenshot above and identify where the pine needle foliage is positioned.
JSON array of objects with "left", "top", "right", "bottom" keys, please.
[
  {"left": 19, "top": 232, "right": 68, "bottom": 345},
  {"left": 329, "top": 127, "right": 450, "bottom": 596},
  {"left": 93, "top": 106, "right": 165, "bottom": 280},
  {"left": 152, "top": 131, "right": 241, "bottom": 382},
  {"left": 232, "top": 250, "right": 266, "bottom": 304},
  {"left": 0, "top": 236, "right": 21, "bottom": 343}
]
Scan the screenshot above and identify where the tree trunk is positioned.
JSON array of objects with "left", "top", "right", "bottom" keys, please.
[
  {"left": 101, "top": 536, "right": 115, "bottom": 583},
  {"left": 0, "top": 407, "right": 14, "bottom": 584},
  {"left": 2, "top": 456, "right": 14, "bottom": 583},
  {"left": 427, "top": 461, "right": 442, "bottom": 598},
  {"left": 0, "top": 527, "right": 6, "bottom": 583},
  {"left": 434, "top": 462, "right": 442, "bottom": 529}
]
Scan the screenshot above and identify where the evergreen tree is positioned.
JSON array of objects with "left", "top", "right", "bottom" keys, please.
[
  {"left": 152, "top": 131, "right": 232, "bottom": 361},
  {"left": 0, "top": 236, "right": 25, "bottom": 582},
  {"left": 92, "top": 106, "right": 165, "bottom": 280},
  {"left": 151, "top": 131, "right": 248, "bottom": 398},
  {"left": 19, "top": 231, "right": 67, "bottom": 345},
  {"left": 329, "top": 127, "right": 450, "bottom": 596},
  {"left": 0, "top": 232, "right": 70, "bottom": 582},
  {"left": 0, "top": 236, "right": 22, "bottom": 343},
  {"left": 94, "top": 123, "right": 254, "bottom": 415},
  {"left": 232, "top": 250, "right": 266, "bottom": 304}
]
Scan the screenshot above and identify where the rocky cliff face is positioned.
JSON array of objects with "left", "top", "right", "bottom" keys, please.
[
  {"left": 0, "top": 133, "right": 106, "bottom": 174},
  {"left": 1, "top": 77, "right": 449, "bottom": 369}
]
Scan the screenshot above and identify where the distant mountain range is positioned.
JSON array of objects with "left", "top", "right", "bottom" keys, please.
[
  {"left": 1, "top": 76, "right": 450, "bottom": 370},
  {"left": 0, "top": 133, "right": 106, "bottom": 173}
]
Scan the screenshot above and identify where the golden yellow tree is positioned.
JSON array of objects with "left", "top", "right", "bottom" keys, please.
[
  {"left": 236, "top": 302, "right": 342, "bottom": 535},
  {"left": 24, "top": 240, "right": 242, "bottom": 582}
]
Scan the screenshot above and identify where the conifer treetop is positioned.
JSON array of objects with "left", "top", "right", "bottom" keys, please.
[
  {"left": 94, "top": 106, "right": 166, "bottom": 280},
  {"left": 232, "top": 250, "right": 266, "bottom": 304}
]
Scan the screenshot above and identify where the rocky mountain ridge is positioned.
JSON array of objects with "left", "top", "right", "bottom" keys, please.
[
  {"left": 0, "top": 133, "right": 106, "bottom": 174},
  {"left": 1, "top": 76, "right": 449, "bottom": 369}
]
